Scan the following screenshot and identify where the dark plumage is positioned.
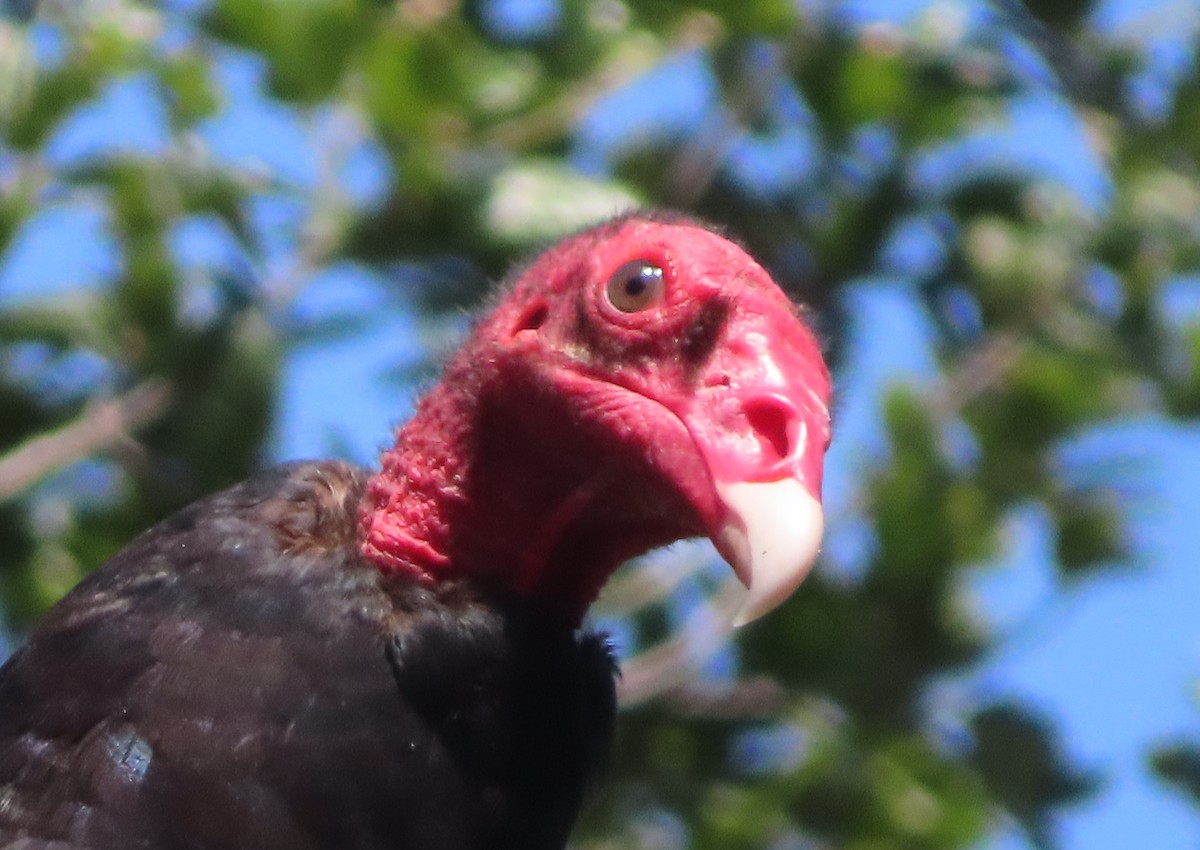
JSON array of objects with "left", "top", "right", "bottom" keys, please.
[{"left": 0, "top": 463, "right": 614, "bottom": 850}]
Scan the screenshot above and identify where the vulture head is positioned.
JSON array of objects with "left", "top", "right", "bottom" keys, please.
[{"left": 361, "top": 213, "right": 832, "bottom": 626}]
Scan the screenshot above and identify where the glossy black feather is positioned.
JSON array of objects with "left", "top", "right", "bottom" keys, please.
[{"left": 0, "top": 462, "right": 617, "bottom": 850}]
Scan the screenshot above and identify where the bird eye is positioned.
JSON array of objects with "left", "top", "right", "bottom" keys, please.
[{"left": 605, "top": 260, "right": 664, "bottom": 313}]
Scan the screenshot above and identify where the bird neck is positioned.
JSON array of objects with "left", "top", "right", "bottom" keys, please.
[
  {"left": 358, "top": 373, "right": 471, "bottom": 583},
  {"left": 358, "top": 357, "right": 647, "bottom": 625}
]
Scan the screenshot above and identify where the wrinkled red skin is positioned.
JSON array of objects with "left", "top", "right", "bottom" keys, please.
[{"left": 360, "top": 214, "right": 831, "bottom": 625}]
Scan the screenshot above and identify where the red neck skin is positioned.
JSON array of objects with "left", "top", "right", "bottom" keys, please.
[{"left": 358, "top": 354, "right": 696, "bottom": 627}]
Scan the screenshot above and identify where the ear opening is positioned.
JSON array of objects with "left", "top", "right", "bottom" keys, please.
[{"left": 511, "top": 302, "right": 549, "bottom": 336}]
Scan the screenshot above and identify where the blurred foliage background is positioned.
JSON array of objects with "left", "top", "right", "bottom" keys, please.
[{"left": 2, "top": 0, "right": 1200, "bottom": 847}]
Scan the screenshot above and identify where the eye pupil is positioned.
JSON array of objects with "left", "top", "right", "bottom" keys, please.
[{"left": 606, "top": 259, "right": 664, "bottom": 313}]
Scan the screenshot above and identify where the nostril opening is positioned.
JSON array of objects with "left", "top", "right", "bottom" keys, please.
[
  {"left": 511, "top": 303, "right": 548, "bottom": 336},
  {"left": 744, "top": 397, "right": 793, "bottom": 463}
]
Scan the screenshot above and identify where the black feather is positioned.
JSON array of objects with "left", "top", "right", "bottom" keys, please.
[{"left": 0, "top": 462, "right": 616, "bottom": 850}]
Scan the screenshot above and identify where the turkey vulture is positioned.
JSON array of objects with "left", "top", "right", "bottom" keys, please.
[{"left": 0, "top": 212, "right": 832, "bottom": 850}]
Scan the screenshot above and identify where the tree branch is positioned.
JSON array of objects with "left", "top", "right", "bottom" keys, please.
[
  {"left": 616, "top": 577, "right": 742, "bottom": 706},
  {"left": 0, "top": 379, "right": 172, "bottom": 503}
]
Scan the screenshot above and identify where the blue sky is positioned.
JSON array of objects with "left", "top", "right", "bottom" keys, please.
[{"left": 2, "top": 0, "right": 1200, "bottom": 847}]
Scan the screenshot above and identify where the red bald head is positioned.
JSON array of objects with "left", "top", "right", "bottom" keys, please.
[{"left": 361, "top": 213, "right": 832, "bottom": 625}]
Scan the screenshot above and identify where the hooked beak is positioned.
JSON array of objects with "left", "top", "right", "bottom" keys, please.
[
  {"left": 680, "top": 327, "right": 831, "bottom": 625},
  {"left": 716, "top": 470, "right": 824, "bottom": 626}
]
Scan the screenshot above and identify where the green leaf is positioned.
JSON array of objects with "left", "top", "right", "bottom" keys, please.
[
  {"left": 1151, "top": 744, "right": 1200, "bottom": 807},
  {"left": 971, "top": 704, "right": 1099, "bottom": 848},
  {"left": 156, "top": 51, "right": 220, "bottom": 127},
  {"left": 483, "top": 160, "right": 642, "bottom": 244},
  {"left": 1052, "top": 490, "right": 1126, "bottom": 576}
]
